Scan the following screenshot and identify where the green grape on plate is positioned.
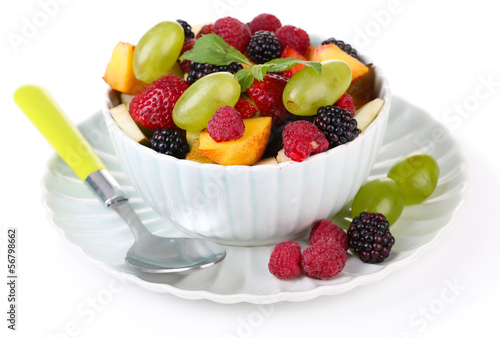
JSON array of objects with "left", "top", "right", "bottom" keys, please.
[
  {"left": 388, "top": 153, "right": 440, "bottom": 205},
  {"left": 351, "top": 177, "right": 405, "bottom": 226}
]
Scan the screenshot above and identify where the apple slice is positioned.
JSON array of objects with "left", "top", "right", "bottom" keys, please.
[
  {"left": 355, "top": 98, "right": 384, "bottom": 132},
  {"left": 110, "top": 104, "right": 149, "bottom": 146},
  {"left": 199, "top": 117, "right": 272, "bottom": 165},
  {"left": 276, "top": 148, "right": 291, "bottom": 163},
  {"left": 186, "top": 130, "right": 201, "bottom": 149},
  {"left": 254, "top": 157, "right": 278, "bottom": 166},
  {"left": 120, "top": 93, "right": 135, "bottom": 104}
]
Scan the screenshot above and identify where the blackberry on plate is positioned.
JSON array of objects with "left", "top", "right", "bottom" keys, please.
[
  {"left": 313, "top": 105, "right": 359, "bottom": 149},
  {"left": 186, "top": 62, "right": 243, "bottom": 84},
  {"left": 150, "top": 129, "right": 189, "bottom": 159},
  {"left": 176, "top": 19, "right": 194, "bottom": 41},
  {"left": 321, "top": 37, "right": 360, "bottom": 61},
  {"left": 347, "top": 212, "right": 395, "bottom": 264},
  {"left": 247, "top": 30, "right": 282, "bottom": 64}
]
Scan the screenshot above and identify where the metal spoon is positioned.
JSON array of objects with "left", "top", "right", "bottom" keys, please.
[{"left": 14, "top": 85, "right": 226, "bottom": 274}]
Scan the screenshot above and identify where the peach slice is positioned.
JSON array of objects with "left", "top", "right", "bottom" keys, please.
[
  {"left": 305, "top": 44, "right": 369, "bottom": 81},
  {"left": 103, "top": 42, "right": 147, "bottom": 95},
  {"left": 199, "top": 117, "right": 272, "bottom": 165}
]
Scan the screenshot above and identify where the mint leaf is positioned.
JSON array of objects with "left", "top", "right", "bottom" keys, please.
[
  {"left": 251, "top": 64, "right": 271, "bottom": 81},
  {"left": 265, "top": 57, "right": 322, "bottom": 74},
  {"left": 235, "top": 68, "right": 254, "bottom": 92},
  {"left": 178, "top": 34, "right": 322, "bottom": 92},
  {"left": 179, "top": 33, "right": 252, "bottom": 66}
]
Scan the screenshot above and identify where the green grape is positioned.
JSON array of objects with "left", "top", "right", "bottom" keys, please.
[
  {"left": 282, "top": 59, "right": 352, "bottom": 116},
  {"left": 388, "top": 153, "right": 440, "bottom": 205},
  {"left": 133, "top": 21, "right": 185, "bottom": 83},
  {"left": 351, "top": 177, "right": 405, "bottom": 226},
  {"left": 173, "top": 72, "right": 241, "bottom": 131}
]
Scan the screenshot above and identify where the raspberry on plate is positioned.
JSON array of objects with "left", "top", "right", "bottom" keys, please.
[
  {"left": 207, "top": 106, "right": 245, "bottom": 142},
  {"left": 282, "top": 120, "right": 329, "bottom": 162},
  {"left": 129, "top": 74, "right": 190, "bottom": 130},
  {"left": 275, "top": 25, "right": 310, "bottom": 55},
  {"left": 301, "top": 241, "right": 347, "bottom": 280},
  {"left": 268, "top": 241, "right": 302, "bottom": 280},
  {"left": 309, "top": 220, "right": 348, "bottom": 251},
  {"left": 248, "top": 13, "right": 282, "bottom": 34},
  {"left": 213, "top": 16, "right": 251, "bottom": 53}
]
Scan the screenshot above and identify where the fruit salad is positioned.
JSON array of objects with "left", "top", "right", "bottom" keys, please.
[{"left": 103, "top": 14, "right": 385, "bottom": 166}]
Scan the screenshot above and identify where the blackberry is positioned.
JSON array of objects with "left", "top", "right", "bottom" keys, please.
[
  {"left": 347, "top": 212, "right": 395, "bottom": 263},
  {"left": 313, "top": 105, "right": 359, "bottom": 149},
  {"left": 186, "top": 62, "right": 243, "bottom": 84},
  {"left": 150, "top": 129, "right": 189, "bottom": 159},
  {"left": 176, "top": 19, "right": 194, "bottom": 41},
  {"left": 321, "top": 37, "right": 361, "bottom": 61},
  {"left": 247, "top": 30, "right": 282, "bottom": 64}
]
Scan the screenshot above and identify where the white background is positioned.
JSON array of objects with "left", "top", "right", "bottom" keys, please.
[{"left": 2, "top": 0, "right": 500, "bottom": 337}]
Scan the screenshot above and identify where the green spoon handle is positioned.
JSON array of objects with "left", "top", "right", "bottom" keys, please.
[{"left": 13, "top": 85, "right": 106, "bottom": 181}]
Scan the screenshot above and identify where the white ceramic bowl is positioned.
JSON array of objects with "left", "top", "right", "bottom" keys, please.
[{"left": 103, "top": 62, "right": 391, "bottom": 246}]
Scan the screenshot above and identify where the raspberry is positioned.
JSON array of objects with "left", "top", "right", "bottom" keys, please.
[
  {"left": 176, "top": 19, "right": 194, "bottom": 41},
  {"left": 247, "top": 30, "right": 282, "bottom": 64},
  {"left": 301, "top": 241, "right": 347, "bottom": 280},
  {"left": 195, "top": 23, "right": 214, "bottom": 39},
  {"left": 268, "top": 241, "right": 302, "bottom": 280},
  {"left": 234, "top": 97, "right": 258, "bottom": 119},
  {"left": 178, "top": 38, "right": 196, "bottom": 73},
  {"left": 207, "top": 106, "right": 245, "bottom": 142},
  {"left": 213, "top": 17, "right": 251, "bottom": 53},
  {"left": 321, "top": 37, "right": 360, "bottom": 61},
  {"left": 309, "top": 220, "right": 348, "bottom": 251},
  {"left": 334, "top": 93, "right": 355, "bottom": 115},
  {"left": 313, "top": 105, "right": 360, "bottom": 149},
  {"left": 275, "top": 25, "right": 310, "bottom": 55},
  {"left": 129, "top": 74, "right": 190, "bottom": 130},
  {"left": 248, "top": 13, "right": 282, "bottom": 34},
  {"left": 347, "top": 212, "right": 395, "bottom": 263},
  {"left": 150, "top": 129, "right": 189, "bottom": 159},
  {"left": 282, "top": 120, "right": 329, "bottom": 162}
]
